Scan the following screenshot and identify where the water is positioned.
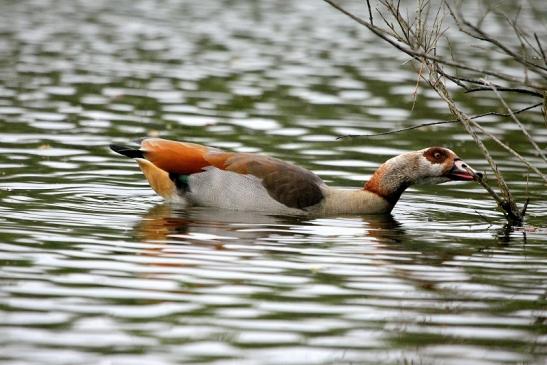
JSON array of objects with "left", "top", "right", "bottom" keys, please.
[{"left": 0, "top": 0, "right": 546, "bottom": 364}]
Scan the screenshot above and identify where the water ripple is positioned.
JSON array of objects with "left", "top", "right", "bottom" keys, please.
[{"left": 0, "top": 0, "right": 546, "bottom": 365}]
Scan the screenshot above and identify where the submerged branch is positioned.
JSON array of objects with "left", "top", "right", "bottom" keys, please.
[{"left": 472, "top": 170, "right": 529, "bottom": 226}]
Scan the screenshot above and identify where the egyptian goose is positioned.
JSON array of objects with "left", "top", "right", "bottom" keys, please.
[{"left": 110, "top": 138, "right": 478, "bottom": 215}]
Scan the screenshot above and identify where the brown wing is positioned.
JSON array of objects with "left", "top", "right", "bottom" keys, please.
[
  {"left": 261, "top": 166, "right": 325, "bottom": 210},
  {"left": 209, "top": 152, "right": 325, "bottom": 210},
  {"left": 115, "top": 138, "right": 325, "bottom": 210}
]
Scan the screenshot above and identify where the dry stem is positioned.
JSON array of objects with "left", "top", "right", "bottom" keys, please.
[{"left": 323, "top": 0, "right": 546, "bottom": 226}]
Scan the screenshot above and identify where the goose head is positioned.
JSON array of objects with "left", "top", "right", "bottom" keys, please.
[
  {"left": 364, "top": 147, "right": 480, "bottom": 206},
  {"left": 412, "top": 146, "right": 480, "bottom": 184}
]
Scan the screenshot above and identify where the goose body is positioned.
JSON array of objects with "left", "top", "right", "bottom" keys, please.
[{"left": 110, "top": 138, "right": 477, "bottom": 215}]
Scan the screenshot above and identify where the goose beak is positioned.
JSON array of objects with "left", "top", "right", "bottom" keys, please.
[{"left": 446, "top": 159, "right": 481, "bottom": 181}]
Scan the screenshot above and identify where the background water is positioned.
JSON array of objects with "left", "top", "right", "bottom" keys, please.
[{"left": 0, "top": 0, "right": 546, "bottom": 364}]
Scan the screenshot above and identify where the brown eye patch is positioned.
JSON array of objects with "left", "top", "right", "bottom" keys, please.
[{"left": 423, "top": 147, "right": 449, "bottom": 164}]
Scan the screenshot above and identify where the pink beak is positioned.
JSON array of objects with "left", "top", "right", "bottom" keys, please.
[{"left": 447, "top": 159, "right": 480, "bottom": 181}]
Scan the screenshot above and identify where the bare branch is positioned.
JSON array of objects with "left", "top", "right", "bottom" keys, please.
[
  {"left": 337, "top": 102, "right": 542, "bottom": 139},
  {"left": 534, "top": 33, "right": 547, "bottom": 67},
  {"left": 322, "top": 0, "right": 546, "bottom": 225},
  {"left": 365, "top": 0, "right": 373, "bottom": 26},
  {"left": 483, "top": 79, "right": 547, "bottom": 162},
  {"left": 469, "top": 118, "right": 547, "bottom": 184},
  {"left": 336, "top": 120, "right": 456, "bottom": 139},
  {"left": 521, "top": 198, "right": 530, "bottom": 218},
  {"left": 447, "top": 2, "right": 547, "bottom": 77},
  {"left": 473, "top": 173, "right": 508, "bottom": 214},
  {"left": 464, "top": 86, "right": 543, "bottom": 98},
  {"left": 434, "top": 84, "right": 517, "bottom": 205},
  {"left": 474, "top": 209, "right": 494, "bottom": 227},
  {"left": 322, "top": 0, "right": 545, "bottom": 90}
]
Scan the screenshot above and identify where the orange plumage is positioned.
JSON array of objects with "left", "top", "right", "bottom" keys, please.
[{"left": 141, "top": 138, "right": 215, "bottom": 174}]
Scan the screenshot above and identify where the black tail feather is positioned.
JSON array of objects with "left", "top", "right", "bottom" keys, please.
[{"left": 110, "top": 144, "right": 144, "bottom": 159}]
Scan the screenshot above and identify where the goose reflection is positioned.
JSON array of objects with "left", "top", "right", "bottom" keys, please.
[
  {"left": 130, "top": 203, "right": 512, "bottom": 303},
  {"left": 133, "top": 203, "right": 406, "bottom": 249},
  {"left": 132, "top": 204, "right": 505, "bottom": 273},
  {"left": 134, "top": 203, "right": 305, "bottom": 247}
]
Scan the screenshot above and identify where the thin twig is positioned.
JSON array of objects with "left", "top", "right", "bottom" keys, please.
[
  {"left": 336, "top": 120, "right": 456, "bottom": 139},
  {"left": 483, "top": 79, "right": 547, "bottom": 162},
  {"left": 521, "top": 171, "right": 530, "bottom": 217},
  {"left": 501, "top": 12, "right": 531, "bottom": 84},
  {"left": 521, "top": 198, "right": 530, "bottom": 218},
  {"left": 433, "top": 79, "right": 517, "bottom": 207},
  {"left": 464, "top": 87, "right": 543, "bottom": 98},
  {"left": 411, "top": 61, "right": 425, "bottom": 110},
  {"left": 447, "top": 2, "right": 547, "bottom": 77},
  {"left": 322, "top": 0, "right": 545, "bottom": 90},
  {"left": 534, "top": 33, "right": 547, "bottom": 66},
  {"left": 365, "top": 0, "right": 374, "bottom": 26},
  {"left": 474, "top": 209, "right": 494, "bottom": 228},
  {"left": 437, "top": 70, "right": 519, "bottom": 92},
  {"left": 473, "top": 173, "right": 509, "bottom": 220},
  {"left": 469, "top": 118, "right": 547, "bottom": 184},
  {"left": 336, "top": 102, "right": 542, "bottom": 139}
]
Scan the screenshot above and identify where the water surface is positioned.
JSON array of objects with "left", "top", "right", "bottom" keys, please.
[{"left": 1, "top": 1, "right": 546, "bottom": 364}]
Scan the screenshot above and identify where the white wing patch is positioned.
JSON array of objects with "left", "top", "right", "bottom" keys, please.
[{"left": 184, "top": 167, "right": 305, "bottom": 214}]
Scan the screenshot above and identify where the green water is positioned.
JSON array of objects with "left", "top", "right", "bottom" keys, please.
[{"left": 0, "top": 1, "right": 546, "bottom": 364}]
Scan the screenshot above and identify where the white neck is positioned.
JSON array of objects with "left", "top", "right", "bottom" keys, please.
[
  {"left": 317, "top": 187, "right": 392, "bottom": 215},
  {"left": 316, "top": 152, "right": 427, "bottom": 215}
]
